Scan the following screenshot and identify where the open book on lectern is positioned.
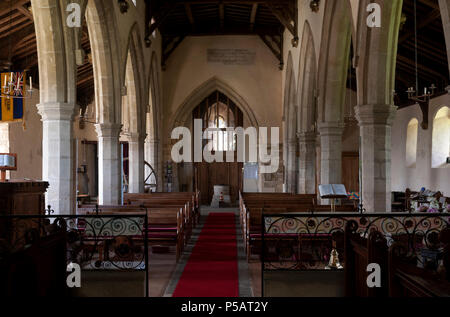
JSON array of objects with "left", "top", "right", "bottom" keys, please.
[{"left": 319, "top": 184, "right": 348, "bottom": 199}]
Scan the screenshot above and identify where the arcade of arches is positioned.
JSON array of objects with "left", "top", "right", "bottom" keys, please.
[
  {"left": 0, "top": 0, "right": 450, "bottom": 297},
  {"left": 0, "top": 0, "right": 447, "bottom": 213}
]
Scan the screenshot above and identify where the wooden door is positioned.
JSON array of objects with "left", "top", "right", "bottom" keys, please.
[
  {"left": 342, "top": 152, "right": 359, "bottom": 193},
  {"left": 196, "top": 162, "right": 243, "bottom": 205}
]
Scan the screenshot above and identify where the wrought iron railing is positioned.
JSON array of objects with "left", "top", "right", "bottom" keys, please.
[
  {"left": 0, "top": 213, "right": 149, "bottom": 297},
  {"left": 261, "top": 213, "right": 450, "bottom": 295}
]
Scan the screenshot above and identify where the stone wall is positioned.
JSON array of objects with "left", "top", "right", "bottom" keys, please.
[{"left": 391, "top": 93, "right": 450, "bottom": 195}]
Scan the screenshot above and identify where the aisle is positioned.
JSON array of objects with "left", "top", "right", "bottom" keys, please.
[{"left": 172, "top": 212, "right": 239, "bottom": 297}]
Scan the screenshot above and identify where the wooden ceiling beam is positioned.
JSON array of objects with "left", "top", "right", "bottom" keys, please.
[
  {"left": 185, "top": 3, "right": 195, "bottom": 26},
  {"left": 219, "top": 3, "right": 225, "bottom": 30},
  {"left": 398, "top": 8, "right": 441, "bottom": 45},
  {"left": 250, "top": 3, "right": 258, "bottom": 31},
  {"left": 15, "top": 5, "right": 33, "bottom": 20},
  {"left": 397, "top": 55, "right": 447, "bottom": 81},
  {"left": 0, "top": 20, "right": 33, "bottom": 39},
  {"left": 77, "top": 74, "right": 94, "bottom": 86},
  {"left": 0, "top": 0, "right": 30, "bottom": 17},
  {"left": 419, "top": 0, "right": 440, "bottom": 10}
]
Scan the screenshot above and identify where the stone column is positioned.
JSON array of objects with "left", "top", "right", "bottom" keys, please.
[
  {"left": 128, "top": 133, "right": 145, "bottom": 193},
  {"left": 38, "top": 102, "right": 76, "bottom": 214},
  {"left": 318, "top": 122, "right": 344, "bottom": 186},
  {"left": 286, "top": 139, "right": 297, "bottom": 193},
  {"left": 355, "top": 104, "right": 397, "bottom": 213},
  {"left": 439, "top": 0, "right": 450, "bottom": 75},
  {"left": 297, "top": 131, "right": 316, "bottom": 194},
  {"left": 95, "top": 123, "right": 122, "bottom": 205},
  {"left": 145, "top": 137, "right": 159, "bottom": 190}
]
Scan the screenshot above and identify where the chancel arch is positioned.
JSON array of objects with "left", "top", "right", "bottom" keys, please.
[{"left": 192, "top": 91, "right": 244, "bottom": 204}]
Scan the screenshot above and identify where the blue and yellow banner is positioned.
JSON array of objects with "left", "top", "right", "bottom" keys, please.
[{"left": 1, "top": 72, "right": 25, "bottom": 122}]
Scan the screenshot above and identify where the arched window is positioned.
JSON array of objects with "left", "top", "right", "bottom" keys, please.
[
  {"left": 405, "top": 118, "right": 418, "bottom": 168},
  {"left": 432, "top": 107, "right": 450, "bottom": 168},
  {"left": 193, "top": 91, "right": 243, "bottom": 152}
]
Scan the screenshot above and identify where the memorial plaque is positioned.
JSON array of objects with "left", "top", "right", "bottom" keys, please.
[{"left": 207, "top": 49, "right": 256, "bottom": 65}]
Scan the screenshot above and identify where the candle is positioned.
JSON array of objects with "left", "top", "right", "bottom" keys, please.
[
  {"left": 29, "top": 76, "right": 32, "bottom": 90},
  {"left": 424, "top": 87, "right": 427, "bottom": 95}
]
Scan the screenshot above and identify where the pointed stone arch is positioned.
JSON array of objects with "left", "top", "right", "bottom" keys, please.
[
  {"left": 297, "top": 21, "right": 317, "bottom": 195},
  {"left": 298, "top": 21, "right": 317, "bottom": 134},
  {"left": 317, "top": 0, "right": 352, "bottom": 190},
  {"left": 32, "top": 0, "right": 79, "bottom": 214},
  {"left": 146, "top": 52, "right": 163, "bottom": 191},
  {"left": 354, "top": 0, "right": 403, "bottom": 212},
  {"left": 122, "top": 23, "right": 147, "bottom": 193},
  {"left": 283, "top": 52, "right": 297, "bottom": 193},
  {"left": 170, "top": 76, "right": 259, "bottom": 130},
  {"left": 317, "top": 0, "right": 352, "bottom": 124},
  {"left": 86, "top": 0, "right": 123, "bottom": 204}
]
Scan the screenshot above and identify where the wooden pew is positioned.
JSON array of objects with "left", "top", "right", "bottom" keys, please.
[
  {"left": 78, "top": 205, "right": 184, "bottom": 262},
  {"left": 124, "top": 192, "right": 199, "bottom": 226},
  {"left": 245, "top": 206, "right": 315, "bottom": 261},
  {"left": 124, "top": 191, "right": 199, "bottom": 221},
  {"left": 124, "top": 196, "right": 194, "bottom": 242},
  {"left": 388, "top": 229, "right": 450, "bottom": 297},
  {"left": 239, "top": 192, "right": 317, "bottom": 234},
  {"left": 344, "top": 222, "right": 388, "bottom": 297},
  {"left": 0, "top": 231, "right": 67, "bottom": 296}
]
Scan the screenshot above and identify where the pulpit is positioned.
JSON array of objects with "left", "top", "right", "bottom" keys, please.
[
  {"left": 0, "top": 180, "right": 49, "bottom": 247},
  {"left": 0, "top": 180, "right": 49, "bottom": 216}
]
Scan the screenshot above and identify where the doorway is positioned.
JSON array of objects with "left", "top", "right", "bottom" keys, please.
[{"left": 192, "top": 91, "right": 244, "bottom": 205}]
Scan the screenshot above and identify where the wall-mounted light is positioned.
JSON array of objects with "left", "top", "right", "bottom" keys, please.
[
  {"left": 310, "top": 0, "right": 320, "bottom": 13},
  {"left": 118, "top": 0, "right": 129, "bottom": 14}
]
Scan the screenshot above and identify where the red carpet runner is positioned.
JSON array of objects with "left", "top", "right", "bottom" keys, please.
[{"left": 172, "top": 212, "right": 239, "bottom": 297}]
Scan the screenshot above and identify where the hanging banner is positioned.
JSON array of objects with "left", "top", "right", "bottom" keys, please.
[{"left": 0, "top": 71, "right": 25, "bottom": 122}]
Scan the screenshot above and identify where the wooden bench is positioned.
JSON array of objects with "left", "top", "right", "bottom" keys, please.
[
  {"left": 0, "top": 231, "right": 67, "bottom": 296},
  {"left": 388, "top": 228, "right": 450, "bottom": 297},
  {"left": 245, "top": 206, "right": 316, "bottom": 262},
  {"left": 125, "top": 192, "right": 199, "bottom": 226},
  {"left": 124, "top": 197, "right": 194, "bottom": 242},
  {"left": 78, "top": 205, "right": 184, "bottom": 262},
  {"left": 239, "top": 192, "right": 316, "bottom": 234}
]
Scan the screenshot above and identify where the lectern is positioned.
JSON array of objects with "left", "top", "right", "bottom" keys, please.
[{"left": 0, "top": 153, "right": 17, "bottom": 181}]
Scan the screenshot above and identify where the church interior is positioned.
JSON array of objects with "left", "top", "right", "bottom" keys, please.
[{"left": 0, "top": 0, "right": 450, "bottom": 298}]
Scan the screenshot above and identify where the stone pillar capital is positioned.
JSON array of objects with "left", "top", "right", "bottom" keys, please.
[
  {"left": 354, "top": 104, "right": 397, "bottom": 126},
  {"left": 146, "top": 138, "right": 160, "bottom": 144},
  {"left": 297, "top": 131, "right": 317, "bottom": 143},
  {"left": 95, "top": 123, "right": 122, "bottom": 138},
  {"left": 127, "top": 132, "right": 146, "bottom": 143},
  {"left": 37, "top": 102, "right": 76, "bottom": 121},
  {"left": 287, "top": 139, "right": 297, "bottom": 147},
  {"left": 317, "top": 122, "right": 345, "bottom": 136}
]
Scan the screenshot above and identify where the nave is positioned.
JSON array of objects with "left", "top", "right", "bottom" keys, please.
[{"left": 1, "top": 0, "right": 450, "bottom": 300}]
